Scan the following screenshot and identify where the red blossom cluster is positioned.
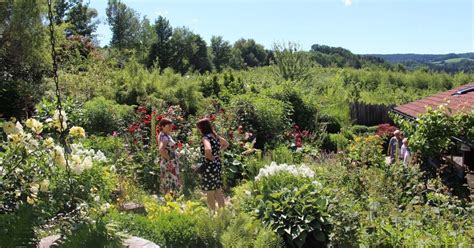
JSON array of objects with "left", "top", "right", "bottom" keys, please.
[{"left": 375, "top": 123, "right": 398, "bottom": 138}]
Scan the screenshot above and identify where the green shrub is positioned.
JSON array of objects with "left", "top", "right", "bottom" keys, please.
[
  {"left": 108, "top": 210, "right": 202, "bottom": 247},
  {"left": 265, "top": 84, "right": 318, "bottom": 131},
  {"left": 230, "top": 94, "right": 292, "bottom": 148},
  {"left": 82, "top": 97, "right": 133, "bottom": 135},
  {"left": 318, "top": 114, "right": 341, "bottom": 134},
  {"left": 351, "top": 125, "right": 369, "bottom": 135},
  {"left": 346, "top": 135, "right": 385, "bottom": 167},
  {"left": 236, "top": 162, "right": 331, "bottom": 248}
]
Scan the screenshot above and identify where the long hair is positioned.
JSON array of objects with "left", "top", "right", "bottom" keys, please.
[{"left": 196, "top": 118, "right": 216, "bottom": 136}]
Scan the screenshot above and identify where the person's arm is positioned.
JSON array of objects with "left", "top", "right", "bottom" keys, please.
[
  {"left": 219, "top": 135, "right": 229, "bottom": 150},
  {"left": 203, "top": 138, "right": 214, "bottom": 161},
  {"left": 159, "top": 139, "right": 171, "bottom": 161}
]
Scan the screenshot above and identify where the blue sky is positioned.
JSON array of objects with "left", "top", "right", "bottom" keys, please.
[{"left": 89, "top": 0, "right": 473, "bottom": 54}]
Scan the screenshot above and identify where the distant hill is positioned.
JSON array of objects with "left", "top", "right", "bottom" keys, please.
[
  {"left": 367, "top": 53, "right": 474, "bottom": 73},
  {"left": 310, "top": 44, "right": 391, "bottom": 69}
]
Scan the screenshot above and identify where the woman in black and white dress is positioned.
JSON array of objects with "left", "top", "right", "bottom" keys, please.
[{"left": 196, "top": 118, "right": 228, "bottom": 211}]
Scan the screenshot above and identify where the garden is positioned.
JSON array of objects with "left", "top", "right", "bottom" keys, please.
[{"left": 1, "top": 1, "right": 474, "bottom": 247}]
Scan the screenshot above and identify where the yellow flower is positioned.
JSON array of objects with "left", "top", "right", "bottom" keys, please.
[
  {"left": 69, "top": 126, "right": 86, "bottom": 138},
  {"left": 8, "top": 133, "right": 23, "bottom": 144},
  {"left": 2, "top": 121, "right": 15, "bottom": 134},
  {"left": 44, "top": 137, "right": 55, "bottom": 149},
  {"left": 30, "top": 183, "right": 39, "bottom": 195},
  {"left": 39, "top": 179, "right": 49, "bottom": 192},
  {"left": 25, "top": 118, "right": 43, "bottom": 134}
]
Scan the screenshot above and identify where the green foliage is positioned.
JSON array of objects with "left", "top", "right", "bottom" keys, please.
[
  {"left": 53, "top": 216, "right": 123, "bottom": 248},
  {"left": 230, "top": 94, "right": 292, "bottom": 148},
  {"left": 0, "top": 205, "right": 37, "bottom": 247},
  {"left": 0, "top": 0, "right": 49, "bottom": 119},
  {"left": 220, "top": 212, "right": 283, "bottom": 248},
  {"left": 346, "top": 135, "right": 385, "bottom": 167},
  {"left": 273, "top": 42, "right": 313, "bottom": 82},
  {"left": 211, "top": 36, "right": 233, "bottom": 72},
  {"left": 236, "top": 163, "right": 331, "bottom": 248},
  {"left": 82, "top": 97, "right": 133, "bottom": 135},
  {"left": 106, "top": 0, "right": 141, "bottom": 50},
  {"left": 393, "top": 105, "right": 474, "bottom": 159},
  {"left": 107, "top": 208, "right": 203, "bottom": 247},
  {"left": 265, "top": 84, "right": 318, "bottom": 131},
  {"left": 233, "top": 39, "right": 268, "bottom": 68}
]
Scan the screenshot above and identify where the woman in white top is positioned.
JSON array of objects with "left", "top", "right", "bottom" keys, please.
[{"left": 401, "top": 138, "right": 411, "bottom": 166}]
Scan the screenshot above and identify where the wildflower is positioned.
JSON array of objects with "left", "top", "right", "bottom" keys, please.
[
  {"left": 69, "top": 126, "right": 86, "bottom": 138},
  {"left": 2, "top": 121, "right": 16, "bottom": 134},
  {"left": 93, "top": 150, "right": 107, "bottom": 163},
  {"left": 43, "top": 137, "right": 55, "bottom": 149},
  {"left": 25, "top": 118, "right": 43, "bottom": 134}
]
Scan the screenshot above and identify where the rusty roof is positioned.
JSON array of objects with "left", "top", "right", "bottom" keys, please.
[{"left": 394, "top": 82, "right": 474, "bottom": 118}]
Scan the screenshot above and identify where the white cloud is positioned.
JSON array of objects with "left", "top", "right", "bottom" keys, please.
[{"left": 344, "top": 0, "right": 353, "bottom": 6}]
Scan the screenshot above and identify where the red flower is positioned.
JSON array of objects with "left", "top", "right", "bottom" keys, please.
[
  {"left": 177, "top": 142, "right": 183, "bottom": 149},
  {"left": 128, "top": 123, "right": 139, "bottom": 133},
  {"left": 156, "top": 115, "right": 163, "bottom": 121},
  {"left": 137, "top": 106, "right": 147, "bottom": 114},
  {"left": 144, "top": 120, "right": 151, "bottom": 125},
  {"left": 172, "top": 124, "right": 177, "bottom": 131}
]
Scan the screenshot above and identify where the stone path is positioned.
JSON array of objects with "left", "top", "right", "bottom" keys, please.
[{"left": 38, "top": 235, "right": 160, "bottom": 248}]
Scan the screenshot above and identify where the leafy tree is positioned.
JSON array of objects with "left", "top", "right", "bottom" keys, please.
[
  {"left": 66, "top": 0, "right": 99, "bottom": 37},
  {"left": 210, "top": 36, "right": 232, "bottom": 72},
  {"left": 0, "top": 0, "right": 48, "bottom": 119},
  {"left": 147, "top": 16, "right": 173, "bottom": 70},
  {"left": 170, "top": 27, "right": 211, "bottom": 74},
  {"left": 137, "top": 16, "right": 155, "bottom": 63},
  {"left": 106, "top": 0, "right": 141, "bottom": 50},
  {"left": 233, "top": 38, "right": 267, "bottom": 68}
]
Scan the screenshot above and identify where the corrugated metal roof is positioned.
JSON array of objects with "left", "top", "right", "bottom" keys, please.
[{"left": 394, "top": 82, "right": 474, "bottom": 118}]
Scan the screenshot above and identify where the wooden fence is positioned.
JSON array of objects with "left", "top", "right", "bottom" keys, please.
[{"left": 350, "top": 102, "right": 394, "bottom": 126}]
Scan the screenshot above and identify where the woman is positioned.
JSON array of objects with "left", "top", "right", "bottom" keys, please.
[
  {"left": 196, "top": 118, "right": 229, "bottom": 212},
  {"left": 401, "top": 137, "right": 411, "bottom": 166},
  {"left": 158, "top": 118, "right": 181, "bottom": 196}
]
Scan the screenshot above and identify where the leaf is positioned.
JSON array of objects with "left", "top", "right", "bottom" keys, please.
[{"left": 313, "top": 231, "right": 326, "bottom": 242}]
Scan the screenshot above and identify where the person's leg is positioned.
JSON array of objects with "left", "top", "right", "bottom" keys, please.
[
  {"left": 206, "top": 190, "right": 216, "bottom": 211},
  {"left": 215, "top": 188, "right": 225, "bottom": 209}
]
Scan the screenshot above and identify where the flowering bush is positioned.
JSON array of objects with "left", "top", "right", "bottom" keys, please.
[
  {"left": 0, "top": 115, "right": 116, "bottom": 244},
  {"left": 346, "top": 135, "right": 385, "bottom": 167},
  {"left": 236, "top": 162, "right": 331, "bottom": 248}
]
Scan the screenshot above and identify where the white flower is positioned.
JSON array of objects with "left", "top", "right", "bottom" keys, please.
[
  {"left": 93, "top": 150, "right": 107, "bottom": 163},
  {"left": 2, "top": 121, "right": 16, "bottom": 134},
  {"left": 255, "top": 162, "right": 316, "bottom": 181},
  {"left": 53, "top": 109, "right": 68, "bottom": 132},
  {"left": 51, "top": 146, "right": 66, "bottom": 168},
  {"left": 82, "top": 156, "right": 93, "bottom": 170}
]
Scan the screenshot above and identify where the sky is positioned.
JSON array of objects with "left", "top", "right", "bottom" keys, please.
[{"left": 89, "top": 0, "right": 474, "bottom": 54}]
